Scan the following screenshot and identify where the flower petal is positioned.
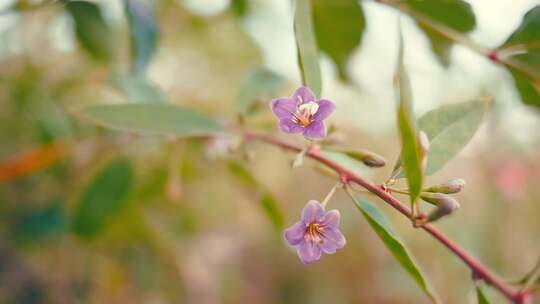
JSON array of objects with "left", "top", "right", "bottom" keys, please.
[
  {"left": 321, "top": 209, "right": 340, "bottom": 228},
  {"left": 292, "top": 86, "right": 316, "bottom": 104},
  {"left": 314, "top": 99, "right": 335, "bottom": 121},
  {"left": 271, "top": 98, "right": 296, "bottom": 120},
  {"left": 320, "top": 238, "right": 338, "bottom": 254},
  {"left": 303, "top": 120, "right": 326, "bottom": 140},
  {"left": 301, "top": 200, "right": 325, "bottom": 224},
  {"left": 279, "top": 118, "right": 304, "bottom": 134},
  {"left": 323, "top": 227, "right": 346, "bottom": 249},
  {"left": 284, "top": 221, "right": 306, "bottom": 246},
  {"left": 297, "top": 240, "right": 322, "bottom": 264}
]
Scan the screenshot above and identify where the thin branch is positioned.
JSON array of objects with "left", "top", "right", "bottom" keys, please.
[
  {"left": 244, "top": 130, "right": 529, "bottom": 304},
  {"left": 378, "top": 0, "right": 540, "bottom": 81}
]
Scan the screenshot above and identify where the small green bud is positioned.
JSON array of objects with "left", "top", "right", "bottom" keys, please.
[
  {"left": 331, "top": 148, "right": 386, "bottom": 168},
  {"left": 420, "top": 192, "right": 454, "bottom": 206},
  {"left": 426, "top": 194, "right": 460, "bottom": 222},
  {"left": 424, "top": 178, "right": 466, "bottom": 194}
]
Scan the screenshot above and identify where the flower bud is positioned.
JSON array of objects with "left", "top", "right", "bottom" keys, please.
[
  {"left": 332, "top": 148, "right": 386, "bottom": 168},
  {"left": 426, "top": 195, "right": 460, "bottom": 222},
  {"left": 420, "top": 192, "right": 454, "bottom": 206},
  {"left": 424, "top": 178, "right": 466, "bottom": 194}
]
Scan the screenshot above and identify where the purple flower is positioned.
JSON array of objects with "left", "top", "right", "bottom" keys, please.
[
  {"left": 270, "top": 86, "right": 335, "bottom": 140},
  {"left": 284, "top": 200, "right": 346, "bottom": 264}
]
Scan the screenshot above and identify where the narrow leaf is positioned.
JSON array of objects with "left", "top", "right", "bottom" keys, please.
[
  {"left": 124, "top": 0, "right": 158, "bottom": 74},
  {"left": 404, "top": 0, "right": 476, "bottom": 66},
  {"left": 237, "top": 67, "right": 287, "bottom": 114},
  {"left": 66, "top": 1, "right": 113, "bottom": 62},
  {"left": 72, "top": 158, "right": 134, "bottom": 238},
  {"left": 261, "top": 193, "right": 285, "bottom": 229},
  {"left": 395, "top": 30, "right": 423, "bottom": 204},
  {"left": 476, "top": 285, "right": 490, "bottom": 304},
  {"left": 418, "top": 99, "right": 486, "bottom": 175},
  {"left": 294, "top": 0, "right": 322, "bottom": 97},
  {"left": 312, "top": 0, "right": 365, "bottom": 80},
  {"left": 352, "top": 195, "right": 439, "bottom": 303},
  {"left": 80, "top": 103, "right": 224, "bottom": 137}
]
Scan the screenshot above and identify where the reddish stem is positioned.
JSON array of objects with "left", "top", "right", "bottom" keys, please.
[{"left": 245, "top": 131, "right": 528, "bottom": 303}]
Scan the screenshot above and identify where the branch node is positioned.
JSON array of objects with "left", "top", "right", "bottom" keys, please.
[{"left": 487, "top": 50, "right": 499, "bottom": 62}]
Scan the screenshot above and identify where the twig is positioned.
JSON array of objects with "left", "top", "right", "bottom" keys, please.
[
  {"left": 244, "top": 130, "right": 529, "bottom": 303},
  {"left": 378, "top": 0, "right": 540, "bottom": 81}
]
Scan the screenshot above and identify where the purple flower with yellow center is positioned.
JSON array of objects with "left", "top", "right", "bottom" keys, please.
[
  {"left": 270, "top": 86, "right": 335, "bottom": 140},
  {"left": 284, "top": 200, "right": 346, "bottom": 264}
]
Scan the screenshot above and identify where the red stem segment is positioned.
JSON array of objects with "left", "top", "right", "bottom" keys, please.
[{"left": 245, "top": 131, "right": 529, "bottom": 303}]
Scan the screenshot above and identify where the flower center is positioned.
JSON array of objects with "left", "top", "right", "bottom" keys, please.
[
  {"left": 306, "top": 223, "right": 324, "bottom": 243},
  {"left": 292, "top": 101, "right": 319, "bottom": 127}
]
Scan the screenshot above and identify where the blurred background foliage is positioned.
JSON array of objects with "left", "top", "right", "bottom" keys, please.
[{"left": 0, "top": 0, "right": 540, "bottom": 303}]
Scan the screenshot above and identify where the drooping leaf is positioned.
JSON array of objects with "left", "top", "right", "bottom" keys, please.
[
  {"left": 498, "top": 6, "right": 540, "bottom": 110},
  {"left": 312, "top": 0, "right": 365, "bottom": 80},
  {"left": 228, "top": 161, "right": 285, "bottom": 230},
  {"left": 237, "top": 67, "right": 287, "bottom": 114},
  {"left": 403, "top": 0, "right": 476, "bottom": 66},
  {"left": 66, "top": 1, "right": 113, "bottom": 62},
  {"left": 294, "top": 0, "right": 322, "bottom": 97},
  {"left": 395, "top": 31, "right": 423, "bottom": 204},
  {"left": 418, "top": 99, "right": 486, "bottom": 175},
  {"left": 124, "top": 0, "right": 158, "bottom": 74},
  {"left": 351, "top": 195, "right": 439, "bottom": 303},
  {"left": 110, "top": 73, "right": 165, "bottom": 103},
  {"left": 80, "top": 103, "right": 224, "bottom": 137},
  {"left": 72, "top": 158, "right": 134, "bottom": 238}
]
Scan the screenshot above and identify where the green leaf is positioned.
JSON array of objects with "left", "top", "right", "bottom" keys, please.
[
  {"left": 501, "top": 5, "right": 540, "bottom": 48},
  {"left": 80, "top": 103, "right": 224, "bottom": 137},
  {"left": 498, "top": 5, "right": 540, "bottom": 110},
  {"left": 66, "top": 1, "right": 113, "bottom": 62},
  {"left": 294, "top": 0, "right": 322, "bottom": 97},
  {"left": 10, "top": 201, "right": 67, "bottom": 244},
  {"left": 404, "top": 0, "right": 476, "bottom": 66},
  {"left": 110, "top": 73, "right": 165, "bottom": 103},
  {"left": 395, "top": 31, "right": 423, "bottom": 204},
  {"left": 261, "top": 193, "right": 285, "bottom": 229},
  {"left": 312, "top": 0, "right": 365, "bottom": 80},
  {"left": 476, "top": 285, "right": 490, "bottom": 304},
  {"left": 228, "top": 161, "right": 285, "bottom": 230},
  {"left": 230, "top": 0, "right": 248, "bottom": 17},
  {"left": 351, "top": 195, "right": 439, "bottom": 303},
  {"left": 124, "top": 0, "right": 158, "bottom": 74},
  {"left": 72, "top": 158, "right": 134, "bottom": 238},
  {"left": 237, "top": 67, "right": 287, "bottom": 114},
  {"left": 418, "top": 99, "right": 486, "bottom": 175}
]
